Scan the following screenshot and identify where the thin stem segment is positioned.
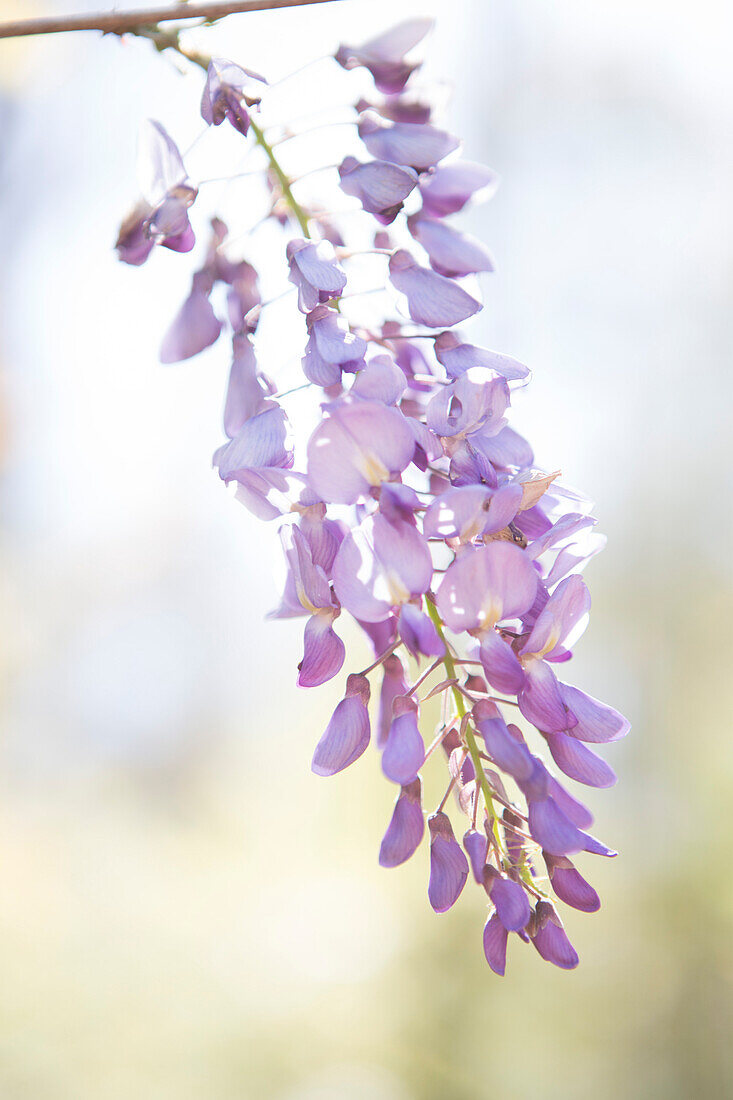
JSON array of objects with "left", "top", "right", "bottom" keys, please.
[
  {"left": 138, "top": 28, "right": 312, "bottom": 237},
  {"left": 425, "top": 596, "right": 508, "bottom": 859}
]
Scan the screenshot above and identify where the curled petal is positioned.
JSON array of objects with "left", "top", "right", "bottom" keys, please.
[
  {"left": 389, "top": 250, "right": 480, "bottom": 327},
  {"left": 307, "top": 305, "right": 367, "bottom": 365},
  {"left": 336, "top": 19, "right": 434, "bottom": 94},
  {"left": 488, "top": 874, "right": 531, "bottom": 932},
  {"left": 479, "top": 631, "right": 525, "bottom": 694},
  {"left": 137, "top": 119, "right": 188, "bottom": 205},
  {"left": 474, "top": 700, "right": 533, "bottom": 780},
  {"left": 378, "top": 654, "right": 408, "bottom": 748},
  {"left": 527, "top": 796, "right": 588, "bottom": 857},
  {"left": 280, "top": 523, "right": 332, "bottom": 612},
  {"left": 463, "top": 828, "right": 488, "bottom": 883},
  {"left": 559, "top": 684, "right": 630, "bottom": 743},
  {"left": 379, "top": 778, "right": 425, "bottom": 867},
  {"left": 201, "top": 58, "right": 266, "bottom": 134},
  {"left": 359, "top": 111, "right": 459, "bottom": 170},
  {"left": 546, "top": 731, "right": 616, "bottom": 788},
  {"left": 223, "top": 334, "right": 270, "bottom": 437},
  {"left": 339, "top": 156, "right": 418, "bottom": 221},
  {"left": 382, "top": 706, "right": 425, "bottom": 785},
  {"left": 420, "top": 160, "right": 499, "bottom": 217},
  {"left": 471, "top": 425, "right": 534, "bottom": 469},
  {"left": 351, "top": 355, "right": 406, "bottom": 405},
  {"left": 483, "top": 912, "right": 509, "bottom": 976},
  {"left": 545, "top": 854, "right": 600, "bottom": 913},
  {"left": 159, "top": 286, "right": 222, "bottom": 363},
  {"left": 302, "top": 341, "right": 343, "bottom": 387},
  {"left": 116, "top": 202, "right": 154, "bottom": 266},
  {"left": 397, "top": 603, "right": 445, "bottom": 659},
  {"left": 408, "top": 215, "right": 494, "bottom": 277},
  {"left": 547, "top": 774, "right": 594, "bottom": 830},
  {"left": 521, "top": 573, "right": 591, "bottom": 660},
  {"left": 298, "top": 613, "right": 345, "bottom": 688},
  {"left": 311, "top": 674, "right": 371, "bottom": 776},
  {"left": 530, "top": 902, "right": 579, "bottom": 970},
  {"left": 434, "top": 332, "right": 529, "bottom": 382},
  {"left": 518, "top": 658, "right": 576, "bottom": 734},
  {"left": 215, "top": 405, "right": 292, "bottom": 482},
  {"left": 288, "top": 238, "right": 347, "bottom": 313},
  {"left": 428, "top": 813, "right": 469, "bottom": 913},
  {"left": 426, "top": 370, "right": 509, "bottom": 439}
]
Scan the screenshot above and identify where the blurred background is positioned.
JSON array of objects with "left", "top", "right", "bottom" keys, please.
[{"left": 0, "top": 0, "right": 732, "bottom": 1096}]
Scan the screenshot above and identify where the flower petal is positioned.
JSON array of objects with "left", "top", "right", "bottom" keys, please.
[
  {"left": 298, "top": 613, "right": 345, "bottom": 687},
  {"left": 379, "top": 778, "right": 425, "bottom": 867},
  {"left": 389, "top": 250, "right": 481, "bottom": 327},
  {"left": 483, "top": 912, "right": 509, "bottom": 976},
  {"left": 428, "top": 813, "right": 469, "bottom": 912},
  {"left": 311, "top": 674, "right": 371, "bottom": 776},
  {"left": 545, "top": 731, "right": 616, "bottom": 788}
]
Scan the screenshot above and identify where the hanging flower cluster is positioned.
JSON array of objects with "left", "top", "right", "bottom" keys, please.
[{"left": 117, "top": 17, "right": 629, "bottom": 975}]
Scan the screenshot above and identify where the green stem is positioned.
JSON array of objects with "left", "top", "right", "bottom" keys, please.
[
  {"left": 424, "top": 596, "right": 507, "bottom": 858},
  {"left": 248, "top": 116, "right": 311, "bottom": 237},
  {"left": 140, "top": 27, "right": 311, "bottom": 237}
]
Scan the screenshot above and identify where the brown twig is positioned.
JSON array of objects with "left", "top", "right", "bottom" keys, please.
[{"left": 0, "top": 0, "right": 342, "bottom": 40}]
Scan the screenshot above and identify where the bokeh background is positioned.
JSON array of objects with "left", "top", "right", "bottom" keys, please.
[{"left": 1, "top": 0, "right": 732, "bottom": 1096}]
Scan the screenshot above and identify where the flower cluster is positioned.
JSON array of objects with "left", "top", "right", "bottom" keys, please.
[{"left": 117, "top": 18, "right": 629, "bottom": 974}]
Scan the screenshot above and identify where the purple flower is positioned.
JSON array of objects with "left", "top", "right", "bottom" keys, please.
[
  {"left": 159, "top": 273, "right": 222, "bottom": 363},
  {"left": 382, "top": 695, "right": 425, "bottom": 785},
  {"left": 544, "top": 853, "right": 601, "bottom": 913},
  {"left": 428, "top": 812, "right": 469, "bottom": 913},
  {"left": 397, "top": 602, "right": 444, "bottom": 659},
  {"left": 287, "top": 238, "right": 347, "bottom": 313},
  {"left": 377, "top": 653, "right": 408, "bottom": 748},
  {"left": 223, "top": 334, "right": 271, "bottom": 437},
  {"left": 302, "top": 305, "right": 366, "bottom": 387},
  {"left": 312, "top": 673, "right": 371, "bottom": 776},
  {"left": 273, "top": 525, "right": 344, "bottom": 688},
  {"left": 433, "top": 331, "right": 530, "bottom": 382},
  {"left": 388, "top": 250, "right": 481, "bottom": 327},
  {"left": 379, "top": 778, "right": 424, "bottom": 867},
  {"left": 408, "top": 214, "right": 495, "bottom": 278},
  {"left": 529, "top": 901, "right": 579, "bottom": 970},
  {"left": 558, "top": 684, "right": 630, "bottom": 743},
  {"left": 463, "top": 828, "right": 488, "bottom": 883},
  {"left": 306, "top": 401, "right": 415, "bottom": 504},
  {"left": 338, "top": 156, "right": 418, "bottom": 223},
  {"left": 545, "top": 730, "right": 616, "bottom": 788},
  {"left": 136, "top": 120, "right": 197, "bottom": 252},
  {"left": 436, "top": 541, "right": 538, "bottom": 634},
  {"left": 335, "top": 19, "right": 434, "bottom": 94},
  {"left": 333, "top": 512, "right": 433, "bottom": 621},
  {"left": 358, "top": 111, "right": 460, "bottom": 171},
  {"left": 115, "top": 203, "right": 154, "bottom": 266},
  {"left": 351, "top": 355, "right": 406, "bottom": 405},
  {"left": 426, "top": 370, "right": 509, "bottom": 439},
  {"left": 214, "top": 404, "right": 293, "bottom": 483},
  {"left": 419, "top": 159, "right": 499, "bottom": 217},
  {"left": 123, "top": 23, "right": 629, "bottom": 977},
  {"left": 484, "top": 866, "right": 531, "bottom": 931},
  {"left": 474, "top": 700, "right": 534, "bottom": 781},
  {"left": 483, "top": 912, "right": 509, "bottom": 976},
  {"left": 201, "top": 57, "right": 267, "bottom": 136}
]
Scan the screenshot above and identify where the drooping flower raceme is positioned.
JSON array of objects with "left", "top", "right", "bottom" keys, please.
[{"left": 117, "top": 18, "right": 629, "bottom": 975}]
